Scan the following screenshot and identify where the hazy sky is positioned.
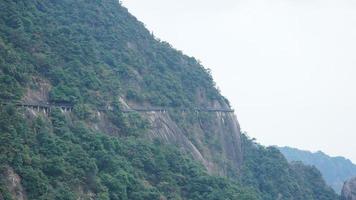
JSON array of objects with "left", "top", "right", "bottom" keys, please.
[{"left": 121, "top": 0, "right": 356, "bottom": 163}]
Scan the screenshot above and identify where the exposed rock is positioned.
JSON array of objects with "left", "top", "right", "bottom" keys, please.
[
  {"left": 145, "top": 111, "right": 210, "bottom": 168},
  {"left": 90, "top": 111, "right": 120, "bottom": 136},
  {"left": 1, "top": 167, "right": 27, "bottom": 200},
  {"left": 115, "top": 94, "right": 243, "bottom": 176},
  {"left": 144, "top": 109, "right": 242, "bottom": 176},
  {"left": 22, "top": 77, "right": 51, "bottom": 104},
  {"left": 342, "top": 177, "right": 356, "bottom": 200},
  {"left": 76, "top": 186, "right": 95, "bottom": 200}
]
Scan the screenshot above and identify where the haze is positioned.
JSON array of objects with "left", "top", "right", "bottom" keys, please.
[{"left": 121, "top": 0, "right": 356, "bottom": 163}]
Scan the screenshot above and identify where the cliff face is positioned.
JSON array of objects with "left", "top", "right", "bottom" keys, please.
[
  {"left": 342, "top": 177, "right": 356, "bottom": 200},
  {"left": 112, "top": 85, "right": 242, "bottom": 175},
  {"left": 143, "top": 107, "right": 242, "bottom": 175}
]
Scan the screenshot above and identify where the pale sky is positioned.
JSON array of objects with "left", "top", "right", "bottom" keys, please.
[{"left": 121, "top": 0, "right": 356, "bottom": 163}]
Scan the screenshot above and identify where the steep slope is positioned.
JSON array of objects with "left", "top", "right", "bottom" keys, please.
[
  {"left": 0, "top": 0, "right": 338, "bottom": 199},
  {"left": 342, "top": 177, "right": 356, "bottom": 200},
  {"left": 279, "top": 146, "right": 356, "bottom": 193}
]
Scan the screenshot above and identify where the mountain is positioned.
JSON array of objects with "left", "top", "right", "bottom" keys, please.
[
  {"left": 278, "top": 146, "right": 356, "bottom": 193},
  {"left": 0, "top": 0, "right": 338, "bottom": 199}
]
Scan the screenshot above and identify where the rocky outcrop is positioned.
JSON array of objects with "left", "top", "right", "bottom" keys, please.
[
  {"left": 22, "top": 77, "right": 51, "bottom": 104},
  {"left": 342, "top": 177, "right": 356, "bottom": 200},
  {"left": 143, "top": 109, "right": 242, "bottom": 176},
  {"left": 1, "top": 167, "right": 27, "bottom": 200},
  {"left": 76, "top": 186, "right": 95, "bottom": 200}
]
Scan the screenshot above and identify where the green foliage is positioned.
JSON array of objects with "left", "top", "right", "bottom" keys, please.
[
  {"left": 291, "top": 162, "right": 339, "bottom": 200},
  {"left": 240, "top": 134, "right": 339, "bottom": 200},
  {"left": 73, "top": 104, "right": 93, "bottom": 120},
  {"left": 0, "top": 75, "right": 23, "bottom": 100},
  {"left": 49, "top": 85, "right": 80, "bottom": 104},
  {"left": 0, "top": 0, "right": 225, "bottom": 108}
]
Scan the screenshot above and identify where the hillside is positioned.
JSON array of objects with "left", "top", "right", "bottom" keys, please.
[
  {"left": 0, "top": 0, "right": 338, "bottom": 199},
  {"left": 279, "top": 146, "right": 356, "bottom": 193}
]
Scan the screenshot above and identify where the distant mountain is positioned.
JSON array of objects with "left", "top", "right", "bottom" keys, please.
[{"left": 278, "top": 146, "right": 356, "bottom": 193}]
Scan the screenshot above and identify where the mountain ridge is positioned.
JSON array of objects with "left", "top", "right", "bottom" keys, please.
[{"left": 278, "top": 146, "right": 356, "bottom": 194}]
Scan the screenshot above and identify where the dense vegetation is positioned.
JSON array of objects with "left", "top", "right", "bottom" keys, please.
[
  {"left": 0, "top": 0, "right": 339, "bottom": 199},
  {"left": 241, "top": 135, "right": 338, "bottom": 200},
  {"left": 279, "top": 146, "right": 356, "bottom": 193},
  {"left": 0, "top": 0, "right": 224, "bottom": 108},
  {"left": 241, "top": 135, "right": 339, "bottom": 200}
]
